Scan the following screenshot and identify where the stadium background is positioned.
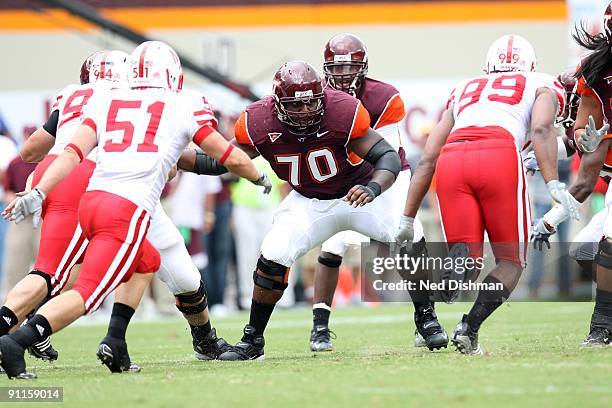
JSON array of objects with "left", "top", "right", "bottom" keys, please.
[{"left": 0, "top": 0, "right": 609, "bottom": 313}]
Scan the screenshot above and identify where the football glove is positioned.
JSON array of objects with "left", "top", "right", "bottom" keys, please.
[
  {"left": 251, "top": 172, "right": 272, "bottom": 194},
  {"left": 580, "top": 115, "right": 609, "bottom": 153},
  {"left": 11, "top": 188, "right": 46, "bottom": 228},
  {"left": 531, "top": 218, "right": 556, "bottom": 251},
  {"left": 395, "top": 215, "right": 415, "bottom": 250},
  {"left": 547, "top": 180, "right": 580, "bottom": 221},
  {"left": 522, "top": 151, "right": 539, "bottom": 175}
]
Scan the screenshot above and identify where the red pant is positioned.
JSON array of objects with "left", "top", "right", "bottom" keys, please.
[
  {"left": 75, "top": 190, "right": 160, "bottom": 313},
  {"left": 32, "top": 155, "right": 95, "bottom": 295},
  {"left": 435, "top": 135, "right": 530, "bottom": 266}
]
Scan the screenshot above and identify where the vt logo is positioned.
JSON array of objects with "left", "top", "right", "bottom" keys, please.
[{"left": 268, "top": 132, "right": 282, "bottom": 142}]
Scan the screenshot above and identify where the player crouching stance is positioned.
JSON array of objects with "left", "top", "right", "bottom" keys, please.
[
  {"left": 0, "top": 41, "right": 267, "bottom": 378},
  {"left": 186, "top": 61, "right": 405, "bottom": 360},
  {"left": 395, "top": 35, "right": 580, "bottom": 355}
]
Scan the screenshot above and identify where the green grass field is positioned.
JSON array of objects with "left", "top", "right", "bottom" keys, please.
[{"left": 2, "top": 303, "right": 610, "bottom": 407}]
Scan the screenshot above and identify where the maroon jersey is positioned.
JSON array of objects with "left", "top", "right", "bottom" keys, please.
[
  {"left": 235, "top": 87, "right": 373, "bottom": 199},
  {"left": 577, "top": 67, "right": 612, "bottom": 175},
  {"left": 356, "top": 78, "right": 405, "bottom": 129}
]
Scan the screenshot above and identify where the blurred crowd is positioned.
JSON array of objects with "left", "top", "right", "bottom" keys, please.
[{"left": 0, "top": 110, "right": 602, "bottom": 317}]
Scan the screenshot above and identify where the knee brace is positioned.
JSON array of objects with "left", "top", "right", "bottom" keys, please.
[
  {"left": 318, "top": 253, "right": 342, "bottom": 268},
  {"left": 253, "top": 256, "right": 289, "bottom": 291},
  {"left": 595, "top": 238, "right": 612, "bottom": 269},
  {"left": 28, "top": 270, "right": 52, "bottom": 299},
  {"left": 175, "top": 280, "right": 208, "bottom": 314}
]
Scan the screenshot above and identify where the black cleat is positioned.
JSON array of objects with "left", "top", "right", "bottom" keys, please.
[
  {"left": 309, "top": 325, "right": 336, "bottom": 352},
  {"left": 451, "top": 314, "right": 483, "bottom": 355},
  {"left": 582, "top": 313, "right": 612, "bottom": 346},
  {"left": 218, "top": 325, "right": 265, "bottom": 361},
  {"left": 194, "top": 328, "right": 232, "bottom": 360},
  {"left": 0, "top": 337, "right": 36, "bottom": 379},
  {"left": 414, "top": 306, "right": 449, "bottom": 351},
  {"left": 27, "top": 337, "right": 59, "bottom": 362},
  {"left": 96, "top": 336, "right": 141, "bottom": 373}
]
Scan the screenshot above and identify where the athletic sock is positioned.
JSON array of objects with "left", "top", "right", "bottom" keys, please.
[
  {"left": 0, "top": 306, "right": 18, "bottom": 336},
  {"left": 10, "top": 315, "right": 52, "bottom": 348},
  {"left": 466, "top": 276, "right": 510, "bottom": 332},
  {"left": 107, "top": 303, "right": 135, "bottom": 341},
  {"left": 594, "top": 288, "right": 612, "bottom": 319},
  {"left": 247, "top": 300, "right": 276, "bottom": 338},
  {"left": 312, "top": 303, "right": 331, "bottom": 327},
  {"left": 190, "top": 321, "right": 212, "bottom": 341}
]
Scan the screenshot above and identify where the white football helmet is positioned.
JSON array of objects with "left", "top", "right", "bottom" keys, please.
[
  {"left": 89, "top": 50, "right": 129, "bottom": 85},
  {"left": 485, "top": 34, "right": 537, "bottom": 74},
  {"left": 128, "top": 41, "right": 183, "bottom": 91}
]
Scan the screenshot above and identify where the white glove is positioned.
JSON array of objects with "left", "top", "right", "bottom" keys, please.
[
  {"left": 11, "top": 188, "right": 46, "bottom": 228},
  {"left": 547, "top": 180, "right": 580, "bottom": 221},
  {"left": 394, "top": 215, "right": 415, "bottom": 249},
  {"left": 251, "top": 171, "right": 272, "bottom": 194},
  {"left": 522, "top": 151, "right": 539, "bottom": 175},
  {"left": 530, "top": 218, "right": 556, "bottom": 251},
  {"left": 580, "top": 115, "right": 610, "bottom": 153}
]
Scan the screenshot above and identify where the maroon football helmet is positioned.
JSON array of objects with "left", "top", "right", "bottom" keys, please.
[
  {"left": 323, "top": 34, "right": 368, "bottom": 96},
  {"left": 273, "top": 61, "right": 324, "bottom": 134},
  {"left": 556, "top": 69, "right": 580, "bottom": 129},
  {"left": 79, "top": 52, "right": 101, "bottom": 85}
]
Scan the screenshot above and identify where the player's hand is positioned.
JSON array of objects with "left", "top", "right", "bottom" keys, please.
[
  {"left": 6, "top": 188, "right": 46, "bottom": 228},
  {"left": 580, "top": 115, "right": 610, "bottom": 153},
  {"left": 251, "top": 171, "right": 272, "bottom": 194},
  {"left": 343, "top": 184, "right": 377, "bottom": 207},
  {"left": 530, "top": 218, "right": 556, "bottom": 251},
  {"left": 394, "top": 215, "right": 415, "bottom": 249},
  {"left": 547, "top": 180, "right": 580, "bottom": 221},
  {"left": 522, "top": 151, "right": 539, "bottom": 175}
]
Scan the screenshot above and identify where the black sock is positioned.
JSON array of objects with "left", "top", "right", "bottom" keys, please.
[
  {"left": 312, "top": 304, "right": 331, "bottom": 327},
  {"left": 594, "top": 288, "right": 612, "bottom": 319},
  {"left": 10, "top": 315, "right": 52, "bottom": 348},
  {"left": 107, "top": 303, "right": 135, "bottom": 341},
  {"left": 412, "top": 300, "right": 433, "bottom": 313},
  {"left": 0, "top": 306, "right": 18, "bottom": 336},
  {"left": 466, "top": 276, "right": 510, "bottom": 332},
  {"left": 247, "top": 300, "right": 276, "bottom": 337},
  {"left": 190, "top": 321, "right": 212, "bottom": 341}
]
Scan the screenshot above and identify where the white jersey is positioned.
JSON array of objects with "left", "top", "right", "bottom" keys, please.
[
  {"left": 82, "top": 88, "right": 216, "bottom": 214},
  {"left": 49, "top": 82, "right": 116, "bottom": 159},
  {"left": 448, "top": 72, "right": 565, "bottom": 150}
]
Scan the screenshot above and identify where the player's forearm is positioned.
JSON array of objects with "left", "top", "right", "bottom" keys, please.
[
  {"left": 369, "top": 170, "right": 395, "bottom": 194},
  {"left": 223, "top": 148, "right": 260, "bottom": 182},
  {"left": 177, "top": 149, "right": 196, "bottom": 172},
  {"left": 403, "top": 159, "right": 435, "bottom": 218},
  {"left": 21, "top": 128, "right": 54, "bottom": 163},
  {"left": 531, "top": 124, "right": 559, "bottom": 183},
  {"left": 36, "top": 151, "right": 80, "bottom": 196}
]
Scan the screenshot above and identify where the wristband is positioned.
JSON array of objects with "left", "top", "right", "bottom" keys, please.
[
  {"left": 543, "top": 204, "right": 569, "bottom": 228},
  {"left": 366, "top": 181, "right": 382, "bottom": 198}
]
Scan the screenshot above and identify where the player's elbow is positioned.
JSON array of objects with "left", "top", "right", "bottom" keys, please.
[
  {"left": 531, "top": 124, "right": 555, "bottom": 141},
  {"left": 20, "top": 146, "right": 42, "bottom": 163}
]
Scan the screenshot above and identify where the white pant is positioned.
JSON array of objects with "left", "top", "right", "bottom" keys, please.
[
  {"left": 569, "top": 208, "right": 605, "bottom": 261},
  {"left": 147, "top": 203, "right": 201, "bottom": 295},
  {"left": 261, "top": 182, "right": 410, "bottom": 267},
  {"left": 320, "top": 170, "right": 424, "bottom": 257}
]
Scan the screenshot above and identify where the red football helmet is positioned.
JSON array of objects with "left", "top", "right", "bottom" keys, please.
[
  {"left": 80, "top": 51, "right": 103, "bottom": 85},
  {"left": 273, "top": 61, "right": 324, "bottom": 134},
  {"left": 323, "top": 34, "right": 368, "bottom": 96},
  {"left": 605, "top": 2, "right": 612, "bottom": 42},
  {"left": 556, "top": 69, "right": 580, "bottom": 128}
]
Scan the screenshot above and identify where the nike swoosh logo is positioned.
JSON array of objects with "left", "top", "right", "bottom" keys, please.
[{"left": 316, "top": 131, "right": 329, "bottom": 138}]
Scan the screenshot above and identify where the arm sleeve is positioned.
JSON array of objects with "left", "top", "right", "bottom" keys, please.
[
  {"left": 234, "top": 111, "right": 254, "bottom": 146},
  {"left": 349, "top": 103, "right": 371, "bottom": 140},
  {"left": 42, "top": 110, "right": 59, "bottom": 137}
]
